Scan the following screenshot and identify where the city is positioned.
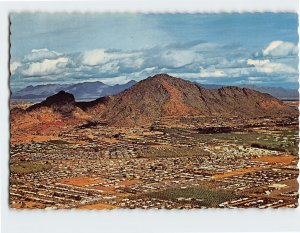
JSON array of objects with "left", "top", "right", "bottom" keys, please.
[{"left": 10, "top": 109, "right": 299, "bottom": 209}]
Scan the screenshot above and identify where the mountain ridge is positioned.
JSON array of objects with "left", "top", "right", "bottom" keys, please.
[
  {"left": 11, "top": 80, "right": 137, "bottom": 101},
  {"left": 197, "top": 83, "right": 298, "bottom": 100},
  {"left": 15, "top": 74, "right": 297, "bottom": 127},
  {"left": 12, "top": 79, "right": 298, "bottom": 101}
]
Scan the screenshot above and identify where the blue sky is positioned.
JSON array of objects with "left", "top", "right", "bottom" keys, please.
[{"left": 10, "top": 13, "right": 298, "bottom": 91}]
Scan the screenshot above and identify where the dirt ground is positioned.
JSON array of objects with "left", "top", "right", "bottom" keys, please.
[
  {"left": 212, "top": 167, "right": 262, "bottom": 180},
  {"left": 252, "top": 155, "right": 296, "bottom": 165},
  {"left": 58, "top": 176, "right": 104, "bottom": 186},
  {"left": 119, "top": 179, "right": 141, "bottom": 186}
]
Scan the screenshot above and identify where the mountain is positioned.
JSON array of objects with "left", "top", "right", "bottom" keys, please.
[
  {"left": 197, "top": 83, "right": 299, "bottom": 100},
  {"left": 13, "top": 79, "right": 298, "bottom": 102},
  {"left": 75, "top": 74, "right": 297, "bottom": 126},
  {"left": 12, "top": 74, "right": 297, "bottom": 131},
  {"left": 11, "top": 83, "right": 70, "bottom": 100},
  {"left": 11, "top": 80, "right": 137, "bottom": 101},
  {"left": 10, "top": 91, "right": 90, "bottom": 144}
]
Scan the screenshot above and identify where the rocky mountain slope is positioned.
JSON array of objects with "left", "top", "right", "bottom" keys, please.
[
  {"left": 84, "top": 74, "right": 296, "bottom": 126},
  {"left": 11, "top": 74, "right": 298, "bottom": 129},
  {"left": 10, "top": 91, "right": 90, "bottom": 144}
]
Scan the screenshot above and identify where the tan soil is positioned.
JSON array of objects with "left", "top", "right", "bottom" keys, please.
[
  {"left": 119, "top": 179, "right": 141, "bottom": 186},
  {"left": 212, "top": 167, "right": 262, "bottom": 180},
  {"left": 252, "top": 155, "right": 296, "bottom": 165},
  {"left": 58, "top": 176, "right": 104, "bottom": 186}
]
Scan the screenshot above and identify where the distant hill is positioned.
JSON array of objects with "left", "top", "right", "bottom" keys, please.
[
  {"left": 11, "top": 80, "right": 137, "bottom": 101},
  {"left": 197, "top": 83, "right": 298, "bottom": 100},
  {"left": 239, "top": 85, "right": 299, "bottom": 100}
]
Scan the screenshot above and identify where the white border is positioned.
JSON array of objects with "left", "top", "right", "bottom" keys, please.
[
  {"left": 1, "top": 1, "right": 299, "bottom": 233},
  {"left": 1, "top": 0, "right": 299, "bottom": 13}
]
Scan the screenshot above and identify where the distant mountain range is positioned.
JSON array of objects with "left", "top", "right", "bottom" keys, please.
[
  {"left": 197, "top": 83, "right": 299, "bottom": 100},
  {"left": 11, "top": 80, "right": 137, "bottom": 101},
  {"left": 11, "top": 74, "right": 298, "bottom": 129},
  {"left": 11, "top": 79, "right": 298, "bottom": 101}
]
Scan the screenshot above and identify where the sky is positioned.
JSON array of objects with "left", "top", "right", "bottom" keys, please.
[{"left": 10, "top": 13, "right": 299, "bottom": 91}]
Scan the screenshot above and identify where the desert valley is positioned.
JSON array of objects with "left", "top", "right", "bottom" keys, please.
[{"left": 9, "top": 74, "right": 299, "bottom": 209}]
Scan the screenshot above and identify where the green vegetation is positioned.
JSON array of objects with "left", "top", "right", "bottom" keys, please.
[
  {"left": 138, "top": 146, "right": 210, "bottom": 158},
  {"left": 10, "top": 162, "right": 52, "bottom": 174},
  {"left": 250, "top": 142, "right": 298, "bottom": 156},
  {"left": 143, "top": 187, "right": 241, "bottom": 207},
  {"left": 240, "top": 130, "right": 298, "bottom": 156}
]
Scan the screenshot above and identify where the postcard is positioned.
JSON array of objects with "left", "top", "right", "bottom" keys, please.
[{"left": 9, "top": 13, "right": 299, "bottom": 209}]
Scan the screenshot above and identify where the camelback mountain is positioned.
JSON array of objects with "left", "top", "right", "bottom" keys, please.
[
  {"left": 75, "top": 74, "right": 297, "bottom": 126},
  {"left": 11, "top": 74, "right": 298, "bottom": 136}
]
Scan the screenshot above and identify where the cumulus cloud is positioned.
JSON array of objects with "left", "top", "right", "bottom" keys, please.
[
  {"left": 247, "top": 59, "right": 297, "bottom": 74},
  {"left": 24, "top": 48, "right": 61, "bottom": 62},
  {"left": 157, "top": 49, "right": 198, "bottom": 68},
  {"left": 82, "top": 49, "right": 141, "bottom": 66},
  {"left": 22, "top": 57, "right": 69, "bottom": 76},
  {"left": 82, "top": 49, "right": 109, "bottom": 66},
  {"left": 199, "top": 70, "right": 226, "bottom": 78},
  {"left": 262, "top": 41, "right": 298, "bottom": 57}
]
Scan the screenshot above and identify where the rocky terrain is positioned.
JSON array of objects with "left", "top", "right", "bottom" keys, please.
[
  {"left": 10, "top": 91, "right": 90, "bottom": 144},
  {"left": 10, "top": 74, "right": 298, "bottom": 140},
  {"left": 76, "top": 74, "right": 297, "bottom": 126}
]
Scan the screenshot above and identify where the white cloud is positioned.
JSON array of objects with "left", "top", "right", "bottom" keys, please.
[
  {"left": 159, "top": 49, "right": 197, "bottom": 68},
  {"left": 247, "top": 59, "right": 270, "bottom": 66},
  {"left": 24, "top": 48, "right": 61, "bottom": 62},
  {"left": 10, "top": 62, "right": 22, "bottom": 75},
  {"left": 98, "top": 76, "right": 130, "bottom": 85},
  {"left": 82, "top": 49, "right": 108, "bottom": 66},
  {"left": 199, "top": 70, "right": 226, "bottom": 78},
  {"left": 22, "top": 57, "right": 69, "bottom": 76},
  {"left": 262, "top": 41, "right": 298, "bottom": 57},
  {"left": 247, "top": 59, "right": 297, "bottom": 74},
  {"left": 82, "top": 49, "right": 141, "bottom": 66},
  {"left": 143, "top": 67, "right": 156, "bottom": 72}
]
